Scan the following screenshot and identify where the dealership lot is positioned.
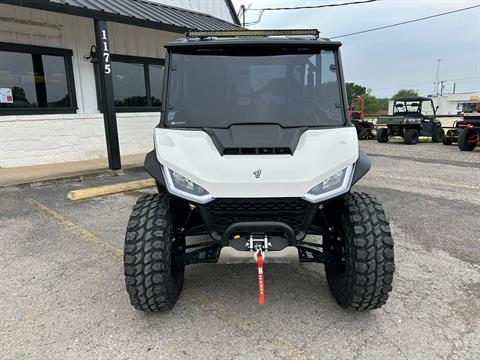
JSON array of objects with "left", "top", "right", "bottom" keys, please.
[{"left": 1, "top": 142, "right": 479, "bottom": 360}]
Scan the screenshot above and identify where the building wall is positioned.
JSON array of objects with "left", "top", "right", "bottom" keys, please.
[
  {"left": 0, "top": 112, "right": 159, "bottom": 167},
  {"left": 0, "top": 4, "right": 180, "bottom": 168},
  {"left": 388, "top": 94, "right": 480, "bottom": 115}
]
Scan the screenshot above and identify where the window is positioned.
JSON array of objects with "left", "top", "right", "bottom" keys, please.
[
  {"left": 109, "top": 55, "right": 164, "bottom": 111},
  {"left": 421, "top": 100, "right": 435, "bottom": 115},
  {"left": 166, "top": 48, "right": 343, "bottom": 128},
  {"left": 0, "top": 43, "right": 76, "bottom": 115},
  {"left": 457, "top": 102, "right": 478, "bottom": 113},
  {"left": 149, "top": 64, "right": 164, "bottom": 107},
  {"left": 112, "top": 62, "right": 147, "bottom": 107}
]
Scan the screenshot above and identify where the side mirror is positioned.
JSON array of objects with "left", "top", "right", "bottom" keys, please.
[{"left": 436, "top": 105, "right": 439, "bottom": 111}]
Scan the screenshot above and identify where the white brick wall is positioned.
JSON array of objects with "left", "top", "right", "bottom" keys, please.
[{"left": 0, "top": 113, "right": 159, "bottom": 168}]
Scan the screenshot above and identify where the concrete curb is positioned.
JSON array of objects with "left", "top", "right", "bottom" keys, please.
[{"left": 0, "top": 164, "right": 145, "bottom": 188}]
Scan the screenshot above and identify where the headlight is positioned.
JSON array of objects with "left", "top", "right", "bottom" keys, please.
[
  {"left": 162, "top": 166, "right": 214, "bottom": 204},
  {"left": 303, "top": 164, "right": 354, "bottom": 203}
]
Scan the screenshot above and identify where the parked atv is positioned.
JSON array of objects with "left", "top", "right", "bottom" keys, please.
[
  {"left": 443, "top": 100, "right": 480, "bottom": 151},
  {"left": 376, "top": 97, "right": 444, "bottom": 145},
  {"left": 349, "top": 96, "right": 375, "bottom": 140},
  {"left": 124, "top": 29, "right": 395, "bottom": 312}
]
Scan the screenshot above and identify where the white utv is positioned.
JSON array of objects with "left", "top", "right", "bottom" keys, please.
[{"left": 124, "top": 30, "right": 394, "bottom": 312}]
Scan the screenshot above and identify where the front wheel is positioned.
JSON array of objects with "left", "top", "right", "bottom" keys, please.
[
  {"left": 432, "top": 127, "right": 445, "bottom": 143},
  {"left": 124, "top": 194, "right": 185, "bottom": 312},
  {"left": 359, "top": 127, "right": 374, "bottom": 140},
  {"left": 324, "top": 193, "right": 395, "bottom": 310},
  {"left": 404, "top": 128, "right": 419, "bottom": 145},
  {"left": 442, "top": 136, "right": 453, "bottom": 145},
  {"left": 377, "top": 127, "right": 389, "bottom": 143}
]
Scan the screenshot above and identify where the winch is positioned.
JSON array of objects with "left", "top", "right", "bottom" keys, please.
[
  {"left": 246, "top": 234, "right": 271, "bottom": 305},
  {"left": 247, "top": 234, "right": 271, "bottom": 253}
]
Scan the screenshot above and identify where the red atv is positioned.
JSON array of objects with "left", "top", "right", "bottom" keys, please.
[
  {"left": 349, "top": 96, "right": 375, "bottom": 140},
  {"left": 443, "top": 100, "right": 480, "bottom": 151}
]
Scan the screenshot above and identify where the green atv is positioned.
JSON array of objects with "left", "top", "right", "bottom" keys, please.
[{"left": 376, "top": 97, "right": 444, "bottom": 145}]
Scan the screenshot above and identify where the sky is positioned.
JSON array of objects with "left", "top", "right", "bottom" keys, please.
[{"left": 231, "top": 0, "right": 480, "bottom": 98}]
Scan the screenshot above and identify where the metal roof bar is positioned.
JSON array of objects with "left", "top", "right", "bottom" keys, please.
[{"left": 186, "top": 29, "right": 320, "bottom": 40}]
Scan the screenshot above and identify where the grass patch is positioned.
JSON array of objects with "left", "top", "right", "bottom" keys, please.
[{"left": 390, "top": 136, "right": 432, "bottom": 143}]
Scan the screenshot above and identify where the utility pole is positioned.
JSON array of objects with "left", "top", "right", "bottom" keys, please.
[
  {"left": 440, "top": 80, "right": 446, "bottom": 96},
  {"left": 434, "top": 59, "right": 442, "bottom": 96},
  {"left": 240, "top": 5, "right": 246, "bottom": 27},
  {"left": 239, "top": 4, "right": 252, "bottom": 27},
  {"left": 453, "top": 82, "right": 456, "bottom": 94}
]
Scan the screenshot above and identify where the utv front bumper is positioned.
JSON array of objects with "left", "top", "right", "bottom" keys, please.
[
  {"left": 199, "top": 198, "right": 317, "bottom": 243},
  {"left": 195, "top": 198, "right": 319, "bottom": 264},
  {"left": 143, "top": 149, "right": 372, "bottom": 262}
]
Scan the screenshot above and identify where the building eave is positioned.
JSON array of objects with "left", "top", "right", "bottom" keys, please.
[{"left": 0, "top": 0, "right": 241, "bottom": 33}]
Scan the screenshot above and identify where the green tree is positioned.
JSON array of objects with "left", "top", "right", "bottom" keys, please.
[
  {"left": 345, "top": 82, "right": 367, "bottom": 104},
  {"left": 392, "top": 89, "right": 419, "bottom": 99},
  {"left": 363, "top": 93, "right": 384, "bottom": 113},
  {"left": 345, "top": 82, "right": 387, "bottom": 113}
]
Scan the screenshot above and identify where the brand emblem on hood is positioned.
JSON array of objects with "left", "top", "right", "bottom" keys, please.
[{"left": 253, "top": 169, "right": 262, "bottom": 179}]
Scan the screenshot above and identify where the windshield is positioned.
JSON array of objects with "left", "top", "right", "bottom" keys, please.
[
  {"left": 165, "top": 48, "right": 344, "bottom": 128},
  {"left": 394, "top": 100, "right": 434, "bottom": 116},
  {"left": 394, "top": 102, "right": 420, "bottom": 113}
]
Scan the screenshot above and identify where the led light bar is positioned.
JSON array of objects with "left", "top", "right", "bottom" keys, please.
[{"left": 186, "top": 29, "right": 320, "bottom": 40}]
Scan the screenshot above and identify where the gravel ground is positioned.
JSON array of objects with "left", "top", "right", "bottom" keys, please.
[
  {"left": 0, "top": 141, "right": 479, "bottom": 360},
  {"left": 361, "top": 140, "right": 480, "bottom": 167}
]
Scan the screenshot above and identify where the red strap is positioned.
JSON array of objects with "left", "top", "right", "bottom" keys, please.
[{"left": 256, "top": 253, "right": 265, "bottom": 305}]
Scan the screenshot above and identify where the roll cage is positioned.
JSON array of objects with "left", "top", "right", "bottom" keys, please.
[{"left": 393, "top": 97, "right": 436, "bottom": 117}]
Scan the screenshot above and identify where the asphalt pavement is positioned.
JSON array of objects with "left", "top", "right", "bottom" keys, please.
[{"left": 0, "top": 142, "right": 479, "bottom": 360}]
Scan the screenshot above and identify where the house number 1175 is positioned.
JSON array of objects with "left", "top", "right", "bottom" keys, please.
[{"left": 101, "top": 29, "right": 111, "bottom": 75}]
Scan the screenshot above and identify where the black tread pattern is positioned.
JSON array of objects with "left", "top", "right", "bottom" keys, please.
[
  {"left": 377, "top": 128, "right": 389, "bottom": 143},
  {"left": 404, "top": 128, "right": 419, "bottom": 145},
  {"left": 358, "top": 127, "right": 373, "bottom": 141},
  {"left": 458, "top": 128, "right": 476, "bottom": 151},
  {"left": 432, "top": 127, "right": 444, "bottom": 143},
  {"left": 442, "top": 136, "right": 453, "bottom": 145},
  {"left": 327, "top": 192, "right": 395, "bottom": 310},
  {"left": 124, "top": 194, "right": 183, "bottom": 312}
]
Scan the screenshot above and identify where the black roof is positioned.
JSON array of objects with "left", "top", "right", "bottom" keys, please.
[
  {"left": 394, "top": 97, "right": 432, "bottom": 102},
  {"left": 166, "top": 37, "right": 341, "bottom": 49},
  {"left": 0, "top": 0, "right": 240, "bottom": 33}
]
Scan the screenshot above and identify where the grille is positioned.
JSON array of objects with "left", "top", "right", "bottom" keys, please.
[
  {"left": 223, "top": 147, "right": 292, "bottom": 155},
  {"left": 204, "top": 198, "right": 314, "bottom": 234}
]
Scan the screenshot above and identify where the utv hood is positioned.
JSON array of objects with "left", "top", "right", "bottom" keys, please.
[{"left": 154, "top": 127, "right": 358, "bottom": 199}]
